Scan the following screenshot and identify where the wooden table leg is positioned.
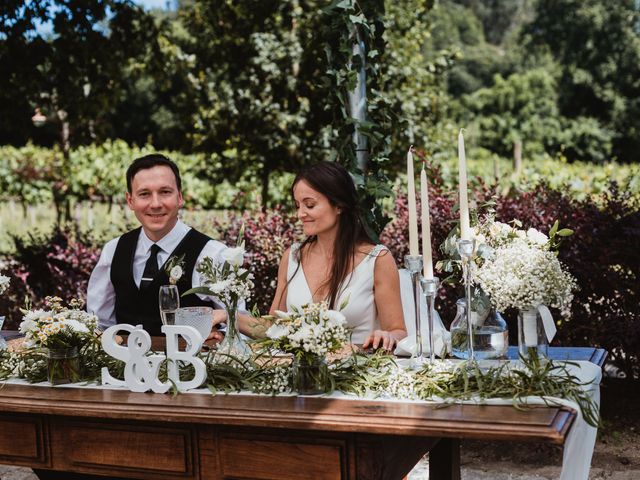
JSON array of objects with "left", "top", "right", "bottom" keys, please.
[
  {"left": 429, "top": 438, "right": 461, "bottom": 480},
  {"left": 355, "top": 435, "right": 438, "bottom": 480}
]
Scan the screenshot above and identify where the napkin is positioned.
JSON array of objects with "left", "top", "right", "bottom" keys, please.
[{"left": 394, "top": 269, "right": 451, "bottom": 358}]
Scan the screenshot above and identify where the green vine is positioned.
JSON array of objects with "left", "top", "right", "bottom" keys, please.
[{"left": 320, "top": 0, "right": 393, "bottom": 237}]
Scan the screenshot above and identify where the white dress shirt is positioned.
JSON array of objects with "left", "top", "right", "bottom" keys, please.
[{"left": 87, "top": 220, "right": 235, "bottom": 331}]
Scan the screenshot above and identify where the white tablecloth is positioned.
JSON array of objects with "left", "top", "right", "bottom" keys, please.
[{"left": 2, "top": 360, "right": 601, "bottom": 480}]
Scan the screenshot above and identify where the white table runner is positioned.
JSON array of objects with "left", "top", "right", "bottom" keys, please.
[{"left": 2, "top": 360, "right": 601, "bottom": 480}]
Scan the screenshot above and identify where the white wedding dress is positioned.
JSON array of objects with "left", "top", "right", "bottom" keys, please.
[{"left": 286, "top": 243, "right": 387, "bottom": 344}]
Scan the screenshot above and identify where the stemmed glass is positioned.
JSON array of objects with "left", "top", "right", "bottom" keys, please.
[
  {"left": 457, "top": 239, "right": 476, "bottom": 361},
  {"left": 159, "top": 285, "right": 180, "bottom": 326}
]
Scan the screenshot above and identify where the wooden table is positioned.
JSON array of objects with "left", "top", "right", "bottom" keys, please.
[{"left": 0, "top": 336, "right": 606, "bottom": 480}]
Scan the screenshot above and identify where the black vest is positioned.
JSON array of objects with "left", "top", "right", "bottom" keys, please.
[{"left": 110, "top": 227, "right": 212, "bottom": 335}]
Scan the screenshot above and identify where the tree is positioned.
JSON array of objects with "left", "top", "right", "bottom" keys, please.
[
  {"left": 1, "top": 0, "right": 162, "bottom": 221},
  {"left": 382, "top": 0, "right": 457, "bottom": 160},
  {"left": 523, "top": 0, "right": 640, "bottom": 162},
  {"left": 179, "top": 0, "right": 335, "bottom": 206},
  {"left": 0, "top": 0, "right": 161, "bottom": 149}
]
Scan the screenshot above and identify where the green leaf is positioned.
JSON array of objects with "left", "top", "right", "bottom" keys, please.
[
  {"left": 557, "top": 228, "right": 574, "bottom": 237},
  {"left": 182, "top": 286, "right": 213, "bottom": 297}
]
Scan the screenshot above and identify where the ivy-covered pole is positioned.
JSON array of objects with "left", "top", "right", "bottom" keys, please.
[
  {"left": 321, "top": 0, "right": 392, "bottom": 238},
  {"left": 348, "top": 24, "right": 368, "bottom": 172}
]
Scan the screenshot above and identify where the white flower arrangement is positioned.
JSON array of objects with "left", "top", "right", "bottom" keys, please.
[
  {"left": 187, "top": 246, "right": 253, "bottom": 311},
  {"left": 475, "top": 238, "right": 577, "bottom": 315},
  {"left": 262, "top": 302, "right": 350, "bottom": 360},
  {"left": 19, "top": 297, "right": 98, "bottom": 349},
  {"left": 439, "top": 216, "right": 576, "bottom": 318},
  {"left": 0, "top": 274, "right": 9, "bottom": 295}
]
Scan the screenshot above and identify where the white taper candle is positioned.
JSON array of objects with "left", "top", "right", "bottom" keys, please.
[
  {"left": 420, "top": 163, "right": 433, "bottom": 277},
  {"left": 407, "top": 147, "right": 419, "bottom": 256},
  {"left": 458, "top": 130, "right": 471, "bottom": 240}
]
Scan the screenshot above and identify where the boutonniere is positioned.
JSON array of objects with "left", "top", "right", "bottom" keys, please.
[{"left": 165, "top": 254, "right": 186, "bottom": 285}]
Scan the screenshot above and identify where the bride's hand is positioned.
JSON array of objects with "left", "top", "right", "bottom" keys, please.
[{"left": 362, "top": 330, "right": 398, "bottom": 352}]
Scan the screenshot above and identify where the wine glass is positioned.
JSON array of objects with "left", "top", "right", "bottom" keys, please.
[{"left": 159, "top": 285, "right": 180, "bottom": 326}]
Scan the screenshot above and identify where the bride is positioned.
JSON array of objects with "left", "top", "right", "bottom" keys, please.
[{"left": 269, "top": 162, "right": 406, "bottom": 351}]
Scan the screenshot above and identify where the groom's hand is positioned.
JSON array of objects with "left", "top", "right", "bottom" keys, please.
[{"left": 206, "top": 309, "right": 227, "bottom": 341}]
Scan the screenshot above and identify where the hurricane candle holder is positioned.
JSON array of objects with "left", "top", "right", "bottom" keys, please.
[
  {"left": 419, "top": 276, "right": 440, "bottom": 363},
  {"left": 404, "top": 255, "right": 424, "bottom": 367},
  {"left": 457, "top": 239, "right": 476, "bottom": 361}
]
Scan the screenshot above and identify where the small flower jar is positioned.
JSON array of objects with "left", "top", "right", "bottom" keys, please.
[
  {"left": 292, "top": 355, "right": 328, "bottom": 395},
  {"left": 47, "top": 346, "right": 81, "bottom": 385},
  {"left": 517, "top": 308, "right": 549, "bottom": 359}
]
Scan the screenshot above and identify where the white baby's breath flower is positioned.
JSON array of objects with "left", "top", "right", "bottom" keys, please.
[
  {"left": 222, "top": 246, "right": 245, "bottom": 266},
  {"left": 476, "top": 240, "right": 576, "bottom": 314},
  {"left": 526, "top": 228, "right": 548, "bottom": 246}
]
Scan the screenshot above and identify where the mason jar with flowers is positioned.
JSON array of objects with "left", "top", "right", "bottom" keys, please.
[
  {"left": 475, "top": 231, "right": 576, "bottom": 359},
  {"left": 261, "top": 302, "right": 349, "bottom": 395},
  {"left": 19, "top": 297, "right": 98, "bottom": 384}
]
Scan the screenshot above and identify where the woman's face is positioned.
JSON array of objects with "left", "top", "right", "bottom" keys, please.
[{"left": 293, "top": 180, "right": 341, "bottom": 238}]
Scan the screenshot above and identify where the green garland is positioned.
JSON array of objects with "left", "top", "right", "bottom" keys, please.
[{"left": 0, "top": 343, "right": 599, "bottom": 428}]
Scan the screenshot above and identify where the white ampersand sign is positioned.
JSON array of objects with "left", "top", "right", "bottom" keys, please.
[
  {"left": 101, "top": 324, "right": 206, "bottom": 393},
  {"left": 101, "top": 324, "right": 169, "bottom": 393}
]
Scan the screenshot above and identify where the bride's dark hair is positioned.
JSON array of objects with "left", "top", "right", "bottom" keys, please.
[{"left": 291, "top": 161, "right": 374, "bottom": 309}]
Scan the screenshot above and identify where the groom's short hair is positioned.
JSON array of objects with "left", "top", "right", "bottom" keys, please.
[{"left": 126, "top": 153, "right": 182, "bottom": 193}]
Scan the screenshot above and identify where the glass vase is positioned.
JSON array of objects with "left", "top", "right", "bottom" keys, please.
[
  {"left": 518, "top": 308, "right": 548, "bottom": 359},
  {"left": 450, "top": 298, "right": 509, "bottom": 360},
  {"left": 47, "top": 346, "right": 81, "bottom": 385},
  {"left": 0, "top": 316, "right": 6, "bottom": 350},
  {"left": 216, "top": 305, "right": 251, "bottom": 360},
  {"left": 292, "top": 355, "right": 328, "bottom": 395}
]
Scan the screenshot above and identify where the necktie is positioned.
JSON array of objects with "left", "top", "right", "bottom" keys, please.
[{"left": 140, "top": 244, "right": 161, "bottom": 289}]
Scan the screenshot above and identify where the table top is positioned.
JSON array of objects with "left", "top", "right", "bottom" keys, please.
[{"left": 0, "top": 381, "right": 574, "bottom": 443}]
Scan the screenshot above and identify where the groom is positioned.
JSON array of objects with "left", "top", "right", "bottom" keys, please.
[{"left": 87, "top": 153, "right": 230, "bottom": 336}]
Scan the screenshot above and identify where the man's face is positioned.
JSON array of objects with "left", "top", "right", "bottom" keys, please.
[{"left": 126, "top": 165, "right": 183, "bottom": 242}]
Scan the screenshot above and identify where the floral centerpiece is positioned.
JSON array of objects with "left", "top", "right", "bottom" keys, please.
[
  {"left": 440, "top": 216, "right": 575, "bottom": 359},
  {"left": 186, "top": 240, "right": 254, "bottom": 359},
  {"left": 260, "top": 302, "right": 350, "bottom": 394},
  {"left": 475, "top": 222, "right": 576, "bottom": 358},
  {"left": 19, "top": 297, "right": 98, "bottom": 384},
  {"left": 475, "top": 237, "right": 576, "bottom": 314}
]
